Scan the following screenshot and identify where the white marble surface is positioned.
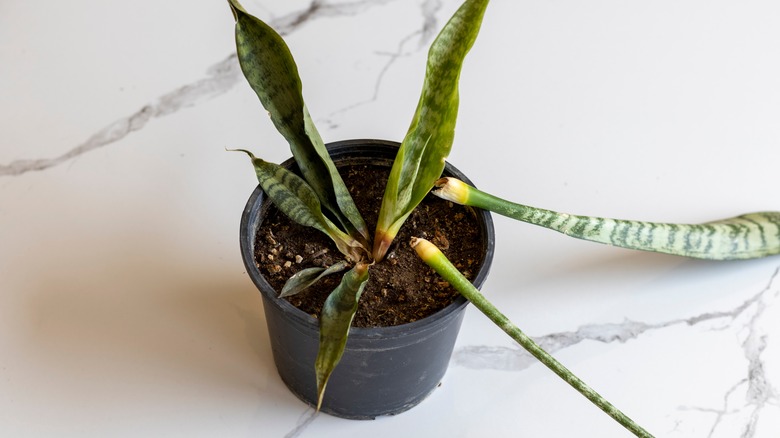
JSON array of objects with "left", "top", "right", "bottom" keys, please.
[{"left": 2, "top": 1, "right": 780, "bottom": 436}]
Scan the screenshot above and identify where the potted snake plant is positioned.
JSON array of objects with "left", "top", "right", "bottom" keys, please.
[
  {"left": 232, "top": 0, "right": 494, "bottom": 421},
  {"left": 228, "top": 0, "right": 780, "bottom": 436}
]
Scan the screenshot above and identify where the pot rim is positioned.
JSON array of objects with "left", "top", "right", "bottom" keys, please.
[{"left": 240, "top": 139, "right": 495, "bottom": 340}]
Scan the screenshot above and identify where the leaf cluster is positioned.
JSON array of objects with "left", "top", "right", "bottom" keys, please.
[
  {"left": 227, "top": 0, "right": 778, "bottom": 435},
  {"left": 228, "top": 0, "right": 489, "bottom": 411}
]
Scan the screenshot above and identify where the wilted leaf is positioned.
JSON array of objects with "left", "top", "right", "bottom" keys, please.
[
  {"left": 314, "top": 263, "right": 369, "bottom": 410},
  {"left": 435, "top": 176, "right": 780, "bottom": 260},
  {"left": 280, "top": 260, "right": 350, "bottom": 298},
  {"left": 411, "top": 237, "right": 652, "bottom": 437}
]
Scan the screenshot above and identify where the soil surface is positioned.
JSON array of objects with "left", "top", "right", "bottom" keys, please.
[{"left": 254, "top": 164, "right": 485, "bottom": 328}]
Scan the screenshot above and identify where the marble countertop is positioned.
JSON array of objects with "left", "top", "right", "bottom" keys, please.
[{"left": 2, "top": 1, "right": 779, "bottom": 436}]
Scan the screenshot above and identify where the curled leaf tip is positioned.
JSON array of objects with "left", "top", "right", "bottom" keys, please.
[
  {"left": 226, "top": 0, "right": 245, "bottom": 19},
  {"left": 226, "top": 148, "right": 256, "bottom": 158}
]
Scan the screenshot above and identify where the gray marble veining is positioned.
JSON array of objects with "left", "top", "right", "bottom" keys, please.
[
  {"left": 3, "top": 1, "right": 779, "bottom": 436},
  {"left": 281, "top": 267, "right": 779, "bottom": 437},
  {"left": 284, "top": 408, "right": 318, "bottom": 438},
  {"left": 0, "top": 54, "right": 241, "bottom": 177},
  {"left": 453, "top": 266, "right": 780, "bottom": 437},
  {"left": 0, "top": 0, "right": 411, "bottom": 178},
  {"left": 322, "top": 0, "right": 442, "bottom": 128}
]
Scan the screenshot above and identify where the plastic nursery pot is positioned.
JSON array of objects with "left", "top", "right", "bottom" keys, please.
[{"left": 240, "top": 139, "right": 495, "bottom": 419}]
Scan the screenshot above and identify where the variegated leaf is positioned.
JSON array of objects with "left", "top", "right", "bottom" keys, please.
[
  {"left": 373, "top": 0, "right": 490, "bottom": 260},
  {"left": 228, "top": 0, "right": 369, "bottom": 242},
  {"left": 280, "top": 261, "right": 350, "bottom": 298},
  {"left": 234, "top": 149, "right": 365, "bottom": 262},
  {"left": 411, "top": 238, "right": 652, "bottom": 437},
  {"left": 314, "top": 263, "right": 369, "bottom": 410},
  {"left": 434, "top": 177, "right": 780, "bottom": 260}
]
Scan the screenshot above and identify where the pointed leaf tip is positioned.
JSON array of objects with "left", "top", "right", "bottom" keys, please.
[
  {"left": 314, "top": 263, "right": 369, "bottom": 411},
  {"left": 375, "top": 0, "right": 489, "bottom": 257},
  {"left": 248, "top": 158, "right": 365, "bottom": 261},
  {"left": 227, "top": 0, "right": 246, "bottom": 19},
  {"left": 230, "top": 2, "right": 369, "bottom": 245},
  {"left": 226, "top": 148, "right": 255, "bottom": 159}
]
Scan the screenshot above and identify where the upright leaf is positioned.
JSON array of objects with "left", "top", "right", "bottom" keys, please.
[
  {"left": 314, "top": 263, "right": 370, "bottom": 410},
  {"left": 373, "top": 0, "right": 490, "bottom": 260},
  {"left": 228, "top": 0, "right": 369, "bottom": 242},
  {"left": 233, "top": 149, "right": 365, "bottom": 262}
]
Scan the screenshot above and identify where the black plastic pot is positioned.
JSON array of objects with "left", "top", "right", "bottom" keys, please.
[{"left": 240, "top": 139, "right": 495, "bottom": 419}]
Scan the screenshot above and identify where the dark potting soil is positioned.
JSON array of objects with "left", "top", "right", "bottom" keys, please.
[{"left": 254, "top": 164, "right": 485, "bottom": 328}]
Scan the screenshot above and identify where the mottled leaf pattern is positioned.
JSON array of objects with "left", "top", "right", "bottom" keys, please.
[
  {"left": 436, "top": 177, "right": 780, "bottom": 260},
  {"left": 234, "top": 149, "right": 364, "bottom": 261},
  {"left": 374, "top": 0, "right": 489, "bottom": 260},
  {"left": 315, "top": 263, "right": 370, "bottom": 410},
  {"left": 229, "top": 0, "right": 369, "bottom": 242},
  {"left": 280, "top": 261, "right": 350, "bottom": 298},
  {"left": 532, "top": 210, "right": 780, "bottom": 260}
]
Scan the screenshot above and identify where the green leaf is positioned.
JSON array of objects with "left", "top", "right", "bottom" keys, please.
[
  {"left": 411, "top": 238, "right": 653, "bottom": 437},
  {"left": 314, "top": 263, "right": 370, "bottom": 411},
  {"left": 373, "top": 0, "right": 490, "bottom": 260},
  {"left": 280, "top": 260, "right": 350, "bottom": 298},
  {"left": 228, "top": 0, "right": 369, "bottom": 243},
  {"left": 434, "top": 177, "right": 780, "bottom": 260},
  {"left": 233, "top": 149, "right": 365, "bottom": 262}
]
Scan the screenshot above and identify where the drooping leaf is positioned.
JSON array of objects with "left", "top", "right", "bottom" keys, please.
[
  {"left": 373, "top": 0, "right": 490, "bottom": 260},
  {"left": 233, "top": 149, "right": 365, "bottom": 262},
  {"left": 411, "top": 238, "right": 653, "bottom": 437},
  {"left": 314, "top": 263, "right": 370, "bottom": 411},
  {"left": 434, "top": 177, "right": 780, "bottom": 260},
  {"left": 228, "top": 0, "right": 369, "bottom": 242},
  {"left": 280, "top": 260, "right": 350, "bottom": 298}
]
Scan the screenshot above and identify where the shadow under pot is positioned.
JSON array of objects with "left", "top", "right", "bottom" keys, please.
[{"left": 239, "top": 139, "right": 495, "bottom": 419}]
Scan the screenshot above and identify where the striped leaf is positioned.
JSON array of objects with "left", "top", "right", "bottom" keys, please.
[
  {"left": 541, "top": 211, "right": 780, "bottom": 260},
  {"left": 373, "top": 0, "right": 490, "bottom": 261},
  {"left": 434, "top": 177, "right": 780, "bottom": 260},
  {"left": 411, "top": 238, "right": 652, "bottom": 437},
  {"left": 228, "top": 0, "right": 369, "bottom": 243},
  {"left": 315, "top": 263, "right": 370, "bottom": 411},
  {"left": 280, "top": 261, "right": 350, "bottom": 298},
  {"left": 234, "top": 149, "right": 365, "bottom": 262}
]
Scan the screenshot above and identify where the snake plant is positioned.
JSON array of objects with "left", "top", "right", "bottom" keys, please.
[
  {"left": 229, "top": 0, "right": 488, "bottom": 413},
  {"left": 433, "top": 177, "right": 780, "bottom": 260},
  {"left": 227, "top": 0, "right": 779, "bottom": 436}
]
